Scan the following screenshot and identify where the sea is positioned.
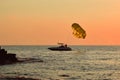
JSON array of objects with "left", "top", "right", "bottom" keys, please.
[{"left": 0, "top": 45, "right": 120, "bottom": 80}]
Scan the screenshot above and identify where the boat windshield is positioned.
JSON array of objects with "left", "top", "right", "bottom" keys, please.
[{"left": 58, "top": 43, "right": 67, "bottom": 48}]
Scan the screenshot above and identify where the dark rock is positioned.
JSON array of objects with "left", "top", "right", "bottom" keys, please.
[
  {"left": 0, "top": 76, "right": 40, "bottom": 80},
  {"left": 59, "top": 74, "right": 70, "bottom": 77},
  {"left": 0, "top": 47, "right": 18, "bottom": 65},
  {"left": 0, "top": 46, "right": 43, "bottom": 65}
]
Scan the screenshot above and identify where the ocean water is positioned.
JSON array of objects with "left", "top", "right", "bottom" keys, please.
[{"left": 0, "top": 45, "right": 120, "bottom": 80}]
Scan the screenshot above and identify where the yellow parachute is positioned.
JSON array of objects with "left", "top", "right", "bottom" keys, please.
[{"left": 71, "top": 23, "right": 86, "bottom": 39}]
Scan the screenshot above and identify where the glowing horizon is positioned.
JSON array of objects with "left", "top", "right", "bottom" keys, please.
[{"left": 0, "top": 0, "right": 120, "bottom": 45}]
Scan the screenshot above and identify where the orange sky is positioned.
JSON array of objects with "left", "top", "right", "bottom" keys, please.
[{"left": 0, "top": 0, "right": 120, "bottom": 45}]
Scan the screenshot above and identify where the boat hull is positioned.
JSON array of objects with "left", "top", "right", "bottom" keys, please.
[{"left": 48, "top": 47, "right": 72, "bottom": 51}]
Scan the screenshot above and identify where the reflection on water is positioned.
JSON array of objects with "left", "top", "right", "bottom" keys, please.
[{"left": 0, "top": 46, "right": 120, "bottom": 80}]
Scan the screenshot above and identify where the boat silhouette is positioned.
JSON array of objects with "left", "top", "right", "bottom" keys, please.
[{"left": 48, "top": 43, "right": 72, "bottom": 51}]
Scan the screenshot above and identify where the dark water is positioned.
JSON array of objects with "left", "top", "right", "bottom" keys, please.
[{"left": 0, "top": 45, "right": 120, "bottom": 80}]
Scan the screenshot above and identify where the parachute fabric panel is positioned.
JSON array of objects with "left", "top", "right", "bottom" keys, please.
[{"left": 71, "top": 23, "right": 86, "bottom": 39}]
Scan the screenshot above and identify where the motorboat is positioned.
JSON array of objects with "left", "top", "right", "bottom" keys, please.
[{"left": 48, "top": 43, "right": 72, "bottom": 51}]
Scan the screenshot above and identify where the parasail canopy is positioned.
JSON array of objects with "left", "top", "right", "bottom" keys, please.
[{"left": 71, "top": 23, "right": 86, "bottom": 39}]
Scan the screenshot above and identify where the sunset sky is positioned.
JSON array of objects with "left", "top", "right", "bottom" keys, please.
[{"left": 0, "top": 0, "right": 120, "bottom": 45}]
